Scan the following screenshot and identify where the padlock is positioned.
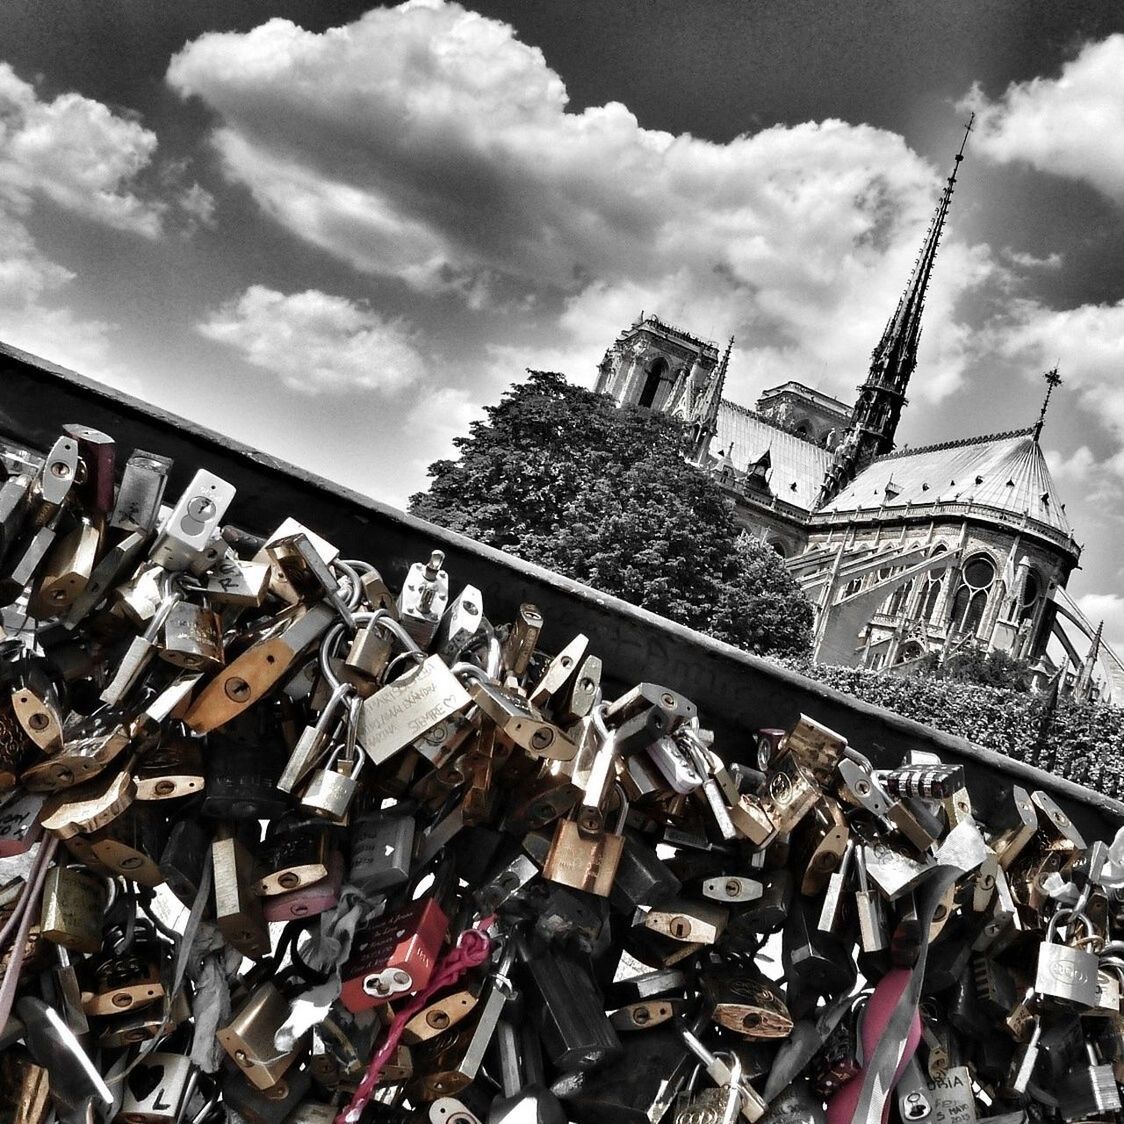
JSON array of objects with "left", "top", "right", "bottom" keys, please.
[
  {"left": 357, "top": 653, "right": 472, "bottom": 766},
  {"left": 212, "top": 823, "right": 270, "bottom": 960},
  {"left": 217, "top": 978, "right": 307, "bottom": 1090},
  {"left": 262, "top": 848, "right": 344, "bottom": 923},
  {"left": 134, "top": 736, "right": 205, "bottom": 801},
  {"left": 1035, "top": 908, "right": 1100, "bottom": 1008},
  {"left": 202, "top": 720, "right": 289, "bottom": 820},
  {"left": 644, "top": 898, "right": 729, "bottom": 945},
  {"left": 0, "top": 789, "right": 44, "bottom": 856},
  {"left": 1056, "top": 1039, "right": 1123, "bottom": 1121},
  {"left": 542, "top": 789, "right": 629, "bottom": 897},
  {"left": 757, "top": 750, "right": 819, "bottom": 835},
  {"left": 220, "top": 1064, "right": 313, "bottom": 1124},
  {"left": 149, "top": 468, "right": 235, "bottom": 573},
  {"left": 26, "top": 516, "right": 101, "bottom": 618},
  {"left": 254, "top": 815, "right": 331, "bottom": 896},
  {"left": 301, "top": 743, "right": 365, "bottom": 822},
  {"left": 340, "top": 891, "right": 449, "bottom": 1013},
  {"left": 499, "top": 602, "right": 543, "bottom": 680},
  {"left": 702, "top": 968, "right": 793, "bottom": 1039},
  {"left": 21, "top": 711, "right": 133, "bottom": 792},
  {"left": 38, "top": 865, "right": 107, "bottom": 953},
  {"left": 349, "top": 808, "right": 415, "bottom": 893},
  {"left": 159, "top": 813, "right": 212, "bottom": 906},
  {"left": 397, "top": 549, "right": 449, "bottom": 647},
  {"left": 110, "top": 448, "right": 172, "bottom": 534},
  {"left": 402, "top": 977, "right": 483, "bottom": 1045},
  {"left": 158, "top": 600, "right": 224, "bottom": 671},
  {"left": 83, "top": 919, "right": 166, "bottom": 1016},
  {"left": 526, "top": 946, "right": 620, "bottom": 1073},
  {"left": 117, "top": 1052, "right": 194, "bottom": 1124},
  {"left": 87, "top": 802, "right": 167, "bottom": 886}
]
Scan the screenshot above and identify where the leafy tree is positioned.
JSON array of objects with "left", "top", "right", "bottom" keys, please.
[{"left": 410, "top": 371, "right": 813, "bottom": 657}]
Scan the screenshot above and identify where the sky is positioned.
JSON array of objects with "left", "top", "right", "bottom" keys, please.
[{"left": 3, "top": 0, "right": 1124, "bottom": 650}]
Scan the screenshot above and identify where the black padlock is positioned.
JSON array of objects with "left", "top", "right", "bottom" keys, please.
[
  {"left": 159, "top": 810, "right": 213, "bottom": 907},
  {"left": 609, "top": 831, "right": 682, "bottom": 914},
  {"left": 556, "top": 1021, "right": 696, "bottom": 1124},
  {"left": 526, "top": 946, "right": 620, "bottom": 1073},
  {"left": 202, "top": 715, "right": 289, "bottom": 820},
  {"left": 782, "top": 896, "right": 856, "bottom": 1018}
]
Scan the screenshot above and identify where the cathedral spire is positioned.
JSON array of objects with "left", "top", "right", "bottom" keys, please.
[
  {"left": 816, "top": 115, "right": 973, "bottom": 507},
  {"left": 692, "top": 336, "right": 733, "bottom": 462},
  {"left": 1033, "top": 367, "right": 1062, "bottom": 442}
]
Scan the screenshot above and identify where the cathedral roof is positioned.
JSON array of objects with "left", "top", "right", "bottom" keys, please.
[
  {"left": 715, "top": 400, "right": 834, "bottom": 511},
  {"left": 817, "top": 427, "right": 1075, "bottom": 543}
]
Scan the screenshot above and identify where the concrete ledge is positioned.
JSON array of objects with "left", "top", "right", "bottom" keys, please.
[{"left": 3, "top": 339, "right": 1121, "bottom": 840}]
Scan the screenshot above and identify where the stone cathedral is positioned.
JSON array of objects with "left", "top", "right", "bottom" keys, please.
[{"left": 594, "top": 130, "right": 1122, "bottom": 702}]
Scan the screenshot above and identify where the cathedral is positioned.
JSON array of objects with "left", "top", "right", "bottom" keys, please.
[{"left": 593, "top": 126, "right": 1123, "bottom": 702}]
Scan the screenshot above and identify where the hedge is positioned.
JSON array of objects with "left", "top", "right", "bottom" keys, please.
[{"left": 773, "top": 661, "right": 1124, "bottom": 799}]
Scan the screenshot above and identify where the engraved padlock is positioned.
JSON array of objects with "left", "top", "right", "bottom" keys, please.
[
  {"left": 1035, "top": 908, "right": 1100, "bottom": 1008},
  {"left": 301, "top": 743, "right": 365, "bottom": 822},
  {"left": 542, "top": 789, "right": 629, "bottom": 897}
]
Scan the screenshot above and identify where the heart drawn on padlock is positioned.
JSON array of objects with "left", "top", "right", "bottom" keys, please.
[{"left": 128, "top": 1061, "right": 165, "bottom": 1103}]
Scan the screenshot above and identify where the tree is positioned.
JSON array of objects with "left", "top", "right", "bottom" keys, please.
[
  {"left": 917, "top": 647, "right": 1034, "bottom": 692},
  {"left": 410, "top": 371, "right": 813, "bottom": 658}
]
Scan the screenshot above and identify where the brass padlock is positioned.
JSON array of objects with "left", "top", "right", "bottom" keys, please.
[
  {"left": 39, "top": 865, "right": 107, "bottom": 954},
  {"left": 542, "top": 792, "right": 629, "bottom": 897},
  {"left": 83, "top": 922, "right": 166, "bottom": 1016},
  {"left": 217, "top": 980, "right": 307, "bottom": 1090},
  {"left": 158, "top": 600, "right": 224, "bottom": 671}
]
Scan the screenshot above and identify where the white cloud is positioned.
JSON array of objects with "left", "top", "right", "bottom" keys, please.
[
  {"left": 197, "top": 285, "right": 427, "bottom": 394},
  {"left": 168, "top": 1, "right": 993, "bottom": 405},
  {"left": 1002, "top": 248, "right": 1063, "bottom": 271},
  {"left": 985, "top": 298, "right": 1124, "bottom": 441},
  {"left": 964, "top": 35, "right": 1124, "bottom": 205},
  {"left": 0, "top": 62, "right": 164, "bottom": 236},
  {"left": 1076, "top": 593, "right": 1124, "bottom": 657}
]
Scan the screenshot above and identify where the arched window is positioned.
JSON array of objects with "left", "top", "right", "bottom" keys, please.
[
  {"left": 886, "top": 579, "right": 913, "bottom": 617},
  {"left": 950, "top": 554, "right": 996, "bottom": 636},
  {"left": 638, "top": 357, "right": 669, "bottom": 408},
  {"left": 921, "top": 575, "right": 943, "bottom": 621},
  {"left": 1019, "top": 570, "right": 1042, "bottom": 624}
]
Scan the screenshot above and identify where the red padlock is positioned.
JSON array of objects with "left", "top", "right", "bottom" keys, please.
[{"left": 340, "top": 894, "right": 449, "bottom": 1013}]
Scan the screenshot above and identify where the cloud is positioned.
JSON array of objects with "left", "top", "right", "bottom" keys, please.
[
  {"left": 985, "top": 297, "right": 1124, "bottom": 440},
  {"left": 964, "top": 35, "right": 1124, "bottom": 205},
  {"left": 1002, "top": 248, "right": 1063, "bottom": 271},
  {"left": 197, "top": 285, "right": 427, "bottom": 394},
  {"left": 0, "top": 61, "right": 164, "bottom": 236},
  {"left": 168, "top": 1, "right": 993, "bottom": 404},
  {"left": 1076, "top": 593, "right": 1124, "bottom": 657}
]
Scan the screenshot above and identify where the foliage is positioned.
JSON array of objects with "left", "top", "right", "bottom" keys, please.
[
  {"left": 917, "top": 648, "right": 1034, "bottom": 692},
  {"left": 410, "top": 371, "right": 813, "bottom": 658},
  {"left": 777, "top": 658, "right": 1124, "bottom": 798}
]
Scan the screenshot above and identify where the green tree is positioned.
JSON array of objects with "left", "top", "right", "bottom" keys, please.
[{"left": 410, "top": 371, "right": 813, "bottom": 658}]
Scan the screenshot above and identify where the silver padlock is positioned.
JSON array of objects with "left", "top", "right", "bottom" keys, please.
[
  {"left": 118, "top": 1051, "right": 194, "bottom": 1124},
  {"left": 1035, "top": 908, "right": 1100, "bottom": 1008},
  {"left": 301, "top": 745, "right": 365, "bottom": 822}
]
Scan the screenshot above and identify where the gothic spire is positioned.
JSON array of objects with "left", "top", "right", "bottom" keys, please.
[
  {"left": 1033, "top": 367, "right": 1062, "bottom": 442},
  {"left": 816, "top": 116, "right": 973, "bottom": 507},
  {"left": 692, "top": 336, "right": 733, "bottom": 462}
]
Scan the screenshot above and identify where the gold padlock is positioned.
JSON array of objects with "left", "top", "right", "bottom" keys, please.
[
  {"left": 542, "top": 791, "right": 629, "bottom": 897},
  {"left": 39, "top": 865, "right": 107, "bottom": 954},
  {"left": 217, "top": 980, "right": 304, "bottom": 1090}
]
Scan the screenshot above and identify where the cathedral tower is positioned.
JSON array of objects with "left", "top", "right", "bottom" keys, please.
[{"left": 816, "top": 117, "right": 973, "bottom": 507}]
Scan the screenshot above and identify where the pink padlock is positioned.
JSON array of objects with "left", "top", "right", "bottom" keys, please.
[{"left": 263, "top": 848, "right": 344, "bottom": 923}]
